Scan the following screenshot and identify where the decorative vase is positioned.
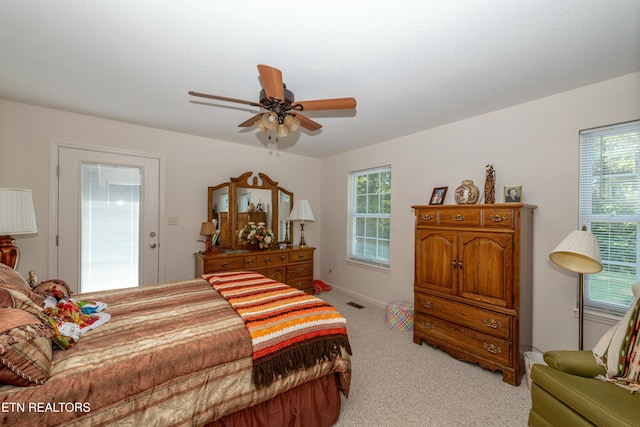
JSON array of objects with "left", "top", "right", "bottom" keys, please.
[{"left": 454, "top": 180, "right": 480, "bottom": 204}]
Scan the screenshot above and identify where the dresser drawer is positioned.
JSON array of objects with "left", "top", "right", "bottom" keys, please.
[
  {"left": 286, "top": 276, "right": 313, "bottom": 291},
  {"left": 290, "top": 249, "right": 314, "bottom": 263},
  {"left": 438, "top": 209, "right": 482, "bottom": 227},
  {"left": 205, "top": 257, "right": 243, "bottom": 272},
  {"left": 255, "top": 252, "right": 288, "bottom": 268},
  {"left": 287, "top": 262, "right": 313, "bottom": 279},
  {"left": 415, "top": 313, "right": 512, "bottom": 366},
  {"left": 483, "top": 209, "right": 514, "bottom": 229},
  {"left": 415, "top": 293, "right": 512, "bottom": 340},
  {"left": 415, "top": 209, "right": 438, "bottom": 225}
]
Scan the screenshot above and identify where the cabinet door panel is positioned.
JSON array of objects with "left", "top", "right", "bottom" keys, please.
[
  {"left": 459, "top": 233, "right": 513, "bottom": 307},
  {"left": 415, "top": 230, "right": 457, "bottom": 294}
]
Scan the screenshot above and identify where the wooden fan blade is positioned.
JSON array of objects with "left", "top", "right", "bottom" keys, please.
[
  {"left": 238, "top": 114, "right": 263, "bottom": 127},
  {"left": 294, "top": 97, "right": 357, "bottom": 111},
  {"left": 188, "top": 91, "right": 262, "bottom": 108},
  {"left": 294, "top": 113, "right": 322, "bottom": 131},
  {"left": 257, "top": 64, "right": 285, "bottom": 102}
]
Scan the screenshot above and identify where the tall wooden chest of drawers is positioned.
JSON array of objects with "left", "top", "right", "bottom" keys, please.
[
  {"left": 195, "top": 246, "right": 315, "bottom": 294},
  {"left": 412, "top": 204, "right": 535, "bottom": 385}
]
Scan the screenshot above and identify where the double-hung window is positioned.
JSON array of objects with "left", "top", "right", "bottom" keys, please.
[
  {"left": 579, "top": 120, "right": 640, "bottom": 315},
  {"left": 349, "top": 166, "right": 391, "bottom": 268}
]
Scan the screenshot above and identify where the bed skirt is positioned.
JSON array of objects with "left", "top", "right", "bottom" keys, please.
[{"left": 209, "top": 373, "right": 342, "bottom": 427}]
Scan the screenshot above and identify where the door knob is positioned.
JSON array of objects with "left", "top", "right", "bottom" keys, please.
[{"left": 149, "top": 243, "right": 157, "bottom": 249}]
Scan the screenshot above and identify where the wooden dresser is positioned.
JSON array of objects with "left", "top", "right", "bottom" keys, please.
[
  {"left": 412, "top": 203, "right": 535, "bottom": 385},
  {"left": 195, "top": 246, "right": 315, "bottom": 294}
]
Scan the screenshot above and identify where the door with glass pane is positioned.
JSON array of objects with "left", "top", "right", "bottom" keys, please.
[{"left": 57, "top": 146, "right": 160, "bottom": 293}]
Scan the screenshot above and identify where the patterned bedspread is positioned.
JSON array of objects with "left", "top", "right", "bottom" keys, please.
[
  {"left": 0, "top": 277, "right": 351, "bottom": 426},
  {"left": 204, "top": 271, "right": 352, "bottom": 388}
]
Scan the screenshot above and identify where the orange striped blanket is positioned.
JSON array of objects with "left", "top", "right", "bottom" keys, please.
[{"left": 204, "top": 271, "right": 352, "bottom": 388}]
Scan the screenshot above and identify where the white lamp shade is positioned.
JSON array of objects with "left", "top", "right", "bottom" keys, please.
[
  {"left": 288, "top": 199, "right": 315, "bottom": 222},
  {"left": 549, "top": 230, "right": 602, "bottom": 274},
  {"left": 0, "top": 188, "right": 38, "bottom": 235}
]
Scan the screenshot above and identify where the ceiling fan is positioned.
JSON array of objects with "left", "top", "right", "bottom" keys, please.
[{"left": 189, "top": 64, "right": 357, "bottom": 138}]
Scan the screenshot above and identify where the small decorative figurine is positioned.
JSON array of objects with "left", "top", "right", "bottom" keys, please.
[{"left": 484, "top": 164, "right": 496, "bottom": 204}]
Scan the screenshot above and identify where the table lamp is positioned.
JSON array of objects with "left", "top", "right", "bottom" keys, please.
[
  {"left": 199, "top": 220, "right": 219, "bottom": 252},
  {"left": 549, "top": 226, "right": 602, "bottom": 350},
  {"left": 287, "top": 199, "right": 315, "bottom": 248},
  {"left": 0, "top": 188, "right": 38, "bottom": 269}
]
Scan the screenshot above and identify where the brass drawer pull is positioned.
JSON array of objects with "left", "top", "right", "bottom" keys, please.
[
  {"left": 297, "top": 267, "right": 304, "bottom": 273},
  {"left": 422, "top": 321, "right": 434, "bottom": 330},
  {"left": 264, "top": 257, "right": 272, "bottom": 264},
  {"left": 422, "top": 214, "right": 433, "bottom": 221},
  {"left": 490, "top": 215, "right": 506, "bottom": 222},
  {"left": 298, "top": 253, "right": 305, "bottom": 259},
  {"left": 483, "top": 343, "right": 501, "bottom": 354},
  {"left": 421, "top": 300, "right": 433, "bottom": 309},
  {"left": 221, "top": 262, "right": 229, "bottom": 268},
  {"left": 279, "top": 255, "right": 287, "bottom": 261},
  {"left": 483, "top": 319, "right": 502, "bottom": 329},
  {"left": 451, "top": 214, "right": 465, "bottom": 221},
  {"left": 246, "top": 259, "right": 254, "bottom": 265}
]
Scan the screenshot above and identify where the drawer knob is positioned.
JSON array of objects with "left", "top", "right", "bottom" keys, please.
[
  {"left": 222, "top": 262, "right": 229, "bottom": 268},
  {"left": 422, "top": 321, "right": 434, "bottom": 330},
  {"left": 280, "top": 255, "right": 287, "bottom": 261},
  {"left": 421, "top": 300, "right": 434, "bottom": 309},
  {"left": 297, "top": 267, "right": 304, "bottom": 273},
  {"left": 483, "top": 343, "right": 501, "bottom": 354},
  {"left": 490, "top": 215, "right": 506, "bottom": 222},
  {"left": 451, "top": 214, "right": 465, "bottom": 221},
  {"left": 246, "top": 259, "right": 254, "bottom": 265},
  {"left": 264, "top": 257, "right": 272, "bottom": 263},
  {"left": 483, "top": 319, "right": 502, "bottom": 329},
  {"left": 422, "top": 214, "right": 433, "bottom": 221},
  {"left": 298, "top": 253, "right": 305, "bottom": 259}
]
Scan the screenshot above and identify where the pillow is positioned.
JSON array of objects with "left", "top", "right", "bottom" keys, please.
[
  {"left": 0, "top": 264, "right": 47, "bottom": 306},
  {"left": 593, "top": 282, "right": 640, "bottom": 392},
  {"left": 0, "top": 263, "right": 31, "bottom": 292},
  {"left": 0, "top": 308, "right": 54, "bottom": 387},
  {"left": 0, "top": 283, "right": 44, "bottom": 316}
]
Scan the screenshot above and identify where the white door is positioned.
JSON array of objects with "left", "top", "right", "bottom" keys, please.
[{"left": 56, "top": 146, "right": 160, "bottom": 293}]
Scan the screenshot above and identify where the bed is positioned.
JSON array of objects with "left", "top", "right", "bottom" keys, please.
[{"left": 0, "top": 267, "right": 352, "bottom": 427}]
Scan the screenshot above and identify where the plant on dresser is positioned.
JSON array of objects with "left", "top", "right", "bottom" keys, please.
[
  {"left": 195, "top": 246, "right": 315, "bottom": 294},
  {"left": 412, "top": 203, "right": 536, "bottom": 385}
]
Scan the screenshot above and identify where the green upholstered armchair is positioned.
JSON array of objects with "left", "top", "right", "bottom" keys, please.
[{"left": 529, "top": 350, "right": 640, "bottom": 426}]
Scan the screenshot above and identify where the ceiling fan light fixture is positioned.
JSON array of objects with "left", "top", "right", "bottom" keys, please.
[
  {"left": 255, "top": 120, "right": 269, "bottom": 133},
  {"left": 277, "top": 123, "right": 290, "bottom": 138},
  {"left": 284, "top": 115, "right": 301, "bottom": 132},
  {"left": 261, "top": 112, "right": 278, "bottom": 130}
]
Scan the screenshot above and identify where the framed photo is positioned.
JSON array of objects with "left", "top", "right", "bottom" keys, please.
[
  {"left": 504, "top": 185, "right": 522, "bottom": 203},
  {"left": 429, "top": 186, "right": 448, "bottom": 205}
]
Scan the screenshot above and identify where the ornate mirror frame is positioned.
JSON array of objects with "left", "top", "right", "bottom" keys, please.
[{"left": 207, "top": 172, "right": 293, "bottom": 250}]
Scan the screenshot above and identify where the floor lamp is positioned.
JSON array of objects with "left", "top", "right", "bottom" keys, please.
[
  {"left": 287, "top": 199, "right": 315, "bottom": 248},
  {"left": 549, "top": 226, "right": 602, "bottom": 350},
  {"left": 0, "top": 188, "right": 38, "bottom": 270}
]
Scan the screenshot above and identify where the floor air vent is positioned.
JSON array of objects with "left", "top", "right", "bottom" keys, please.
[{"left": 346, "top": 302, "right": 365, "bottom": 309}]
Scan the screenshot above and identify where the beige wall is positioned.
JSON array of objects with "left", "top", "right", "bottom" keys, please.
[
  {"left": 319, "top": 72, "right": 640, "bottom": 352},
  {"left": 2, "top": 72, "right": 639, "bottom": 353},
  {"left": 0, "top": 100, "right": 322, "bottom": 283}
]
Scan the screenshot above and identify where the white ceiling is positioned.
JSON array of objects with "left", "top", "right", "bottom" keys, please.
[{"left": 1, "top": 1, "right": 639, "bottom": 158}]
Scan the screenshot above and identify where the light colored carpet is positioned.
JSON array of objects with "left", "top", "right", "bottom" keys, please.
[{"left": 319, "top": 290, "right": 532, "bottom": 427}]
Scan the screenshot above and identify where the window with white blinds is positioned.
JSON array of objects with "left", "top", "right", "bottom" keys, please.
[{"left": 579, "top": 120, "right": 640, "bottom": 315}]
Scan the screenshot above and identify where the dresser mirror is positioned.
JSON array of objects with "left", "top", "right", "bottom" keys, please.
[{"left": 207, "top": 172, "right": 293, "bottom": 250}]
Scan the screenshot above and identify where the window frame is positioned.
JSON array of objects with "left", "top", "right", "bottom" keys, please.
[
  {"left": 580, "top": 120, "right": 640, "bottom": 316},
  {"left": 348, "top": 165, "right": 392, "bottom": 268}
]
